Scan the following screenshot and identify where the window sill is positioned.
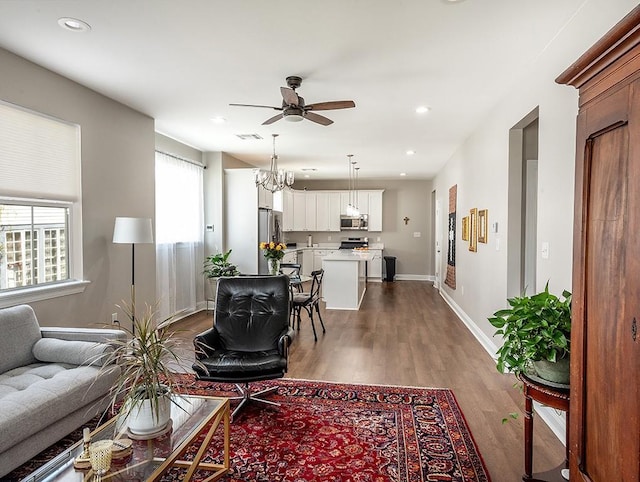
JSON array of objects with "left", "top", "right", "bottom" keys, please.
[{"left": 0, "top": 280, "right": 90, "bottom": 309}]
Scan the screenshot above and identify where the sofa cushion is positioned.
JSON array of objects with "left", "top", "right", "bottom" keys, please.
[
  {"left": 0, "top": 305, "right": 41, "bottom": 374},
  {"left": 0, "top": 363, "right": 118, "bottom": 454},
  {"left": 33, "top": 338, "right": 113, "bottom": 367}
]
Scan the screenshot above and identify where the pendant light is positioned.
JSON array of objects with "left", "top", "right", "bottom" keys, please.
[
  {"left": 352, "top": 161, "right": 360, "bottom": 216},
  {"left": 254, "top": 134, "right": 295, "bottom": 193}
]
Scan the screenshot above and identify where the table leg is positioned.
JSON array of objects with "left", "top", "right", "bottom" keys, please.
[{"left": 523, "top": 394, "right": 534, "bottom": 481}]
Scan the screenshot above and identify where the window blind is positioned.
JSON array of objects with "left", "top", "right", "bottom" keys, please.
[{"left": 0, "top": 100, "right": 80, "bottom": 201}]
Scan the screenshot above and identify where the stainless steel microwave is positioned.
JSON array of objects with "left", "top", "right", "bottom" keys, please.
[{"left": 340, "top": 215, "right": 368, "bottom": 231}]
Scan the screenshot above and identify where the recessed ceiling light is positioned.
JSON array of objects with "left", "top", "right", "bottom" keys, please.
[
  {"left": 406, "top": 150, "right": 416, "bottom": 156},
  {"left": 210, "top": 116, "right": 226, "bottom": 124},
  {"left": 304, "top": 174, "right": 310, "bottom": 178},
  {"left": 400, "top": 172, "right": 407, "bottom": 177},
  {"left": 415, "top": 106, "right": 431, "bottom": 114},
  {"left": 301, "top": 168, "right": 317, "bottom": 172},
  {"left": 57, "top": 17, "right": 91, "bottom": 32}
]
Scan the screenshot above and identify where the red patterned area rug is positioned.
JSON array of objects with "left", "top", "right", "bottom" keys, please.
[{"left": 7, "top": 377, "right": 491, "bottom": 482}]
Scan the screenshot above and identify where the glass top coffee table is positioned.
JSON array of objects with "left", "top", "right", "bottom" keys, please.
[{"left": 21, "top": 395, "right": 230, "bottom": 482}]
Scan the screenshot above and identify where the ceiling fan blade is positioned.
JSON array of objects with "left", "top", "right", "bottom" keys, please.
[
  {"left": 280, "top": 87, "right": 299, "bottom": 106},
  {"left": 306, "top": 100, "right": 355, "bottom": 111},
  {"left": 304, "top": 111, "right": 333, "bottom": 126},
  {"left": 262, "top": 113, "right": 284, "bottom": 125},
  {"left": 229, "top": 103, "right": 283, "bottom": 110}
]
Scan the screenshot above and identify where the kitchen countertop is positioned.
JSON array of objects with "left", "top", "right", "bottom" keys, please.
[
  {"left": 284, "top": 243, "right": 384, "bottom": 252},
  {"left": 323, "top": 251, "right": 373, "bottom": 261}
]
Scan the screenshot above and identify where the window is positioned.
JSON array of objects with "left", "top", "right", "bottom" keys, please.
[
  {"left": 0, "top": 202, "right": 70, "bottom": 290},
  {"left": 0, "top": 100, "right": 85, "bottom": 305},
  {"left": 155, "top": 151, "right": 204, "bottom": 319}
]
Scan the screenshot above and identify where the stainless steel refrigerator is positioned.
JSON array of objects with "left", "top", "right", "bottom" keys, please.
[{"left": 258, "top": 209, "right": 283, "bottom": 274}]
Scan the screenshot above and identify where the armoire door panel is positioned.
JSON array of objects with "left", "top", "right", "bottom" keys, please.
[{"left": 583, "top": 125, "right": 633, "bottom": 480}]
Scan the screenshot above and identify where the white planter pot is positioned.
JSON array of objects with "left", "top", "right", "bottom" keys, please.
[{"left": 127, "top": 394, "right": 172, "bottom": 436}]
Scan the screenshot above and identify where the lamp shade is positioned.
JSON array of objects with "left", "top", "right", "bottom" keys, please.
[{"left": 113, "top": 217, "right": 154, "bottom": 244}]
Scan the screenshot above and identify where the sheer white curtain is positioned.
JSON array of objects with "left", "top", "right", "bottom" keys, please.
[{"left": 155, "top": 151, "right": 204, "bottom": 320}]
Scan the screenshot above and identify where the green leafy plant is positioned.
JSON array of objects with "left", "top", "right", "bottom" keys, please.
[
  {"left": 488, "top": 283, "right": 571, "bottom": 377},
  {"left": 203, "top": 249, "right": 240, "bottom": 278}
]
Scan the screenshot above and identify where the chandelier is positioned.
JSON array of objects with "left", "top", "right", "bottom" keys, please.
[
  {"left": 254, "top": 133, "right": 295, "bottom": 193},
  {"left": 346, "top": 154, "right": 360, "bottom": 216}
]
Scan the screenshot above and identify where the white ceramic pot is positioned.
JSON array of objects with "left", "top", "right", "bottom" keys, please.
[{"left": 127, "top": 393, "right": 172, "bottom": 436}]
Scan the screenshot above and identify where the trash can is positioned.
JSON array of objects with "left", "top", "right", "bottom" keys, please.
[{"left": 383, "top": 256, "right": 396, "bottom": 282}]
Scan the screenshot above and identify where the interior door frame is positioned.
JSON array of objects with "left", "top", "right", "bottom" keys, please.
[{"left": 433, "top": 192, "right": 442, "bottom": 290}]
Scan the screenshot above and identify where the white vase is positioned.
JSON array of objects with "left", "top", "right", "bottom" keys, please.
[{"left": 126, "top": 393, "right": 172, "bottom": 436}]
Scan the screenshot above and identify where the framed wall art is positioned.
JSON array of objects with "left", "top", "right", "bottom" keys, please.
[
  {"left": 461, "top": 216, "right": 469, "bottom": 241},
  {"left": 478, "top": 209, "right": 488, "bottom": 243},
  {"left": 469, "top": 208, "right": 478, "bottom": 252},
  {"left": 445, "top": 185, "right": 457, "bottom": 289}
]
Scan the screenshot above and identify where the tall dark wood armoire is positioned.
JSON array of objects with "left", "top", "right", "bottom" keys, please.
[{"left": 557, "top": 7, "right": 640, "bottom": 481}]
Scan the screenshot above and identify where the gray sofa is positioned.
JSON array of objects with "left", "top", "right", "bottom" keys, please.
[{"left": 0, "top": 304, "right": 126, "bottom": 477}]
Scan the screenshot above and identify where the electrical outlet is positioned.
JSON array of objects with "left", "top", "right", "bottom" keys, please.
[
  {"left": 327, "top": 236, "right": 332, "bottom": 241},
  {"left": 377, "top": 237, "right": 381, "bottom": 242}
]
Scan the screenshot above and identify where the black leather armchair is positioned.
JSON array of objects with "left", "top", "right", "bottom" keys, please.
[{"left": 193, "top": 275, "right": 294, "bottom": 420}]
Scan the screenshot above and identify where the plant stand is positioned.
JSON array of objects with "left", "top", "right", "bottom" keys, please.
[{"left": 519, "top": 373, "right": 570, "bottom": 482}]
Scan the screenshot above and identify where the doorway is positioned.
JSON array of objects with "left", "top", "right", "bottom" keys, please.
[
  {"left": 507, "top": 108, "right": 539, "bottom": 297},
  {"left": 433, "top": 191, "right": 441, "bottom": 289}
]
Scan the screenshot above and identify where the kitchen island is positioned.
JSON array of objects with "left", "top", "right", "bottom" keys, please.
[{"left": 322, "top": 250, "right": 372, "bottom": 310}]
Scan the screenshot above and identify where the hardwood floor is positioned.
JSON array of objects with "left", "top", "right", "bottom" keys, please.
[{"left": 173, "top": 280, "right": 565, "bottom": 481}]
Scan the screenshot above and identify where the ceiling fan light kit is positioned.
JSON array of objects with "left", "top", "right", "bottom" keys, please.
[
  {"left": 231, "top": 75, "right": 355, "bottom": 126},
  {"left": 254, "top": 134, "right": 294, "bottom": 193}
]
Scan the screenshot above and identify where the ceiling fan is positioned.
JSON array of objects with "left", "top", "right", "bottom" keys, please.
[{"left": 230, "top": 76, "right": 355, "bottom": 126}]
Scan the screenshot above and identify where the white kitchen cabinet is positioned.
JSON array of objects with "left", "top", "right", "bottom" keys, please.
[
  {"left": 305, "top": 192, "right": 317, "bottom": 231},
  {"left": 314, "top": 249, "right": 337, "bottom": 272},
  {"left": 292, "top": 191, "right": 306, "bottom": 231},
  {"left": 367, "top": 249, "right": 383, "bottom": 278},
  {"left": 257, "top": 185, "right": 273, "bottom": 209},
  {"left": 281, "top": 250, "right": 297, "bottom": 264},
  {"left": 340, "top": 191, "right": 351, "bottom": 215},
  {"left": 288, "top": 188, "right": 382, "bottom": 232},
  {"left": 301, "top": 249, "right": 313, "bottom": 276},
  {"left": 316, "top": 191, "right": 341, "bottom": 231},
  {"left": 355, "top": 191, "right": 369, "bottom": 216},
  {"left": 282, "top": 189, "right": 294, "bottom": 232},
  {"left": 367, "top": 191, "right": 383, "bottom": 231}
]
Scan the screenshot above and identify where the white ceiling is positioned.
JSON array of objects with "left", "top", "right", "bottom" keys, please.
[{"left": 0, "top": 0, "right": 588, "bottom": 180}]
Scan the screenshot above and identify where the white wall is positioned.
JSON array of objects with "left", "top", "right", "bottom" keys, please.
[
  {"left": 0, "top": 47, "right": 156, "bottom": 327},
  {"left": 434, "top": 0, "right": 638, "bottom": 346}
]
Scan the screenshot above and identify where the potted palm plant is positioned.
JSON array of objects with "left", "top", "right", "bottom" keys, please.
[
  {"left": 103, "top": 302, "right": 189, "bottom": 437},
  {"left": 488, "top": 283, "right": 571, "bottom": 384}
]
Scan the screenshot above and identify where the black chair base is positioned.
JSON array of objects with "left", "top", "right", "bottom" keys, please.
[{"left": 227, "top": 382, "right": 280, "bottom": 420}]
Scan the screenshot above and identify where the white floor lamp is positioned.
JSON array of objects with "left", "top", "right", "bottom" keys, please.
[{"left": 113, "top": 217, "right": 154, "bottom": 334}]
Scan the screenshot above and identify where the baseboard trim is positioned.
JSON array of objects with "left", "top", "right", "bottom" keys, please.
[
  {"left": 395, "top": 274, "right": 433, "bottom": 281},
  {"left": 438, "top": 289, "right": 499, "bottom": 360},
  {"left": 438, "top": 288, "right": 567, "bottom": 446}
]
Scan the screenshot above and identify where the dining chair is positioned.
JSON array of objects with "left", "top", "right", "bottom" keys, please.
[
  {"left": 291, "top": 269, "right": 325, "bottom": 341},
  {"left": 279, "top": 263, "right": 302, "bottom": 288}
]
